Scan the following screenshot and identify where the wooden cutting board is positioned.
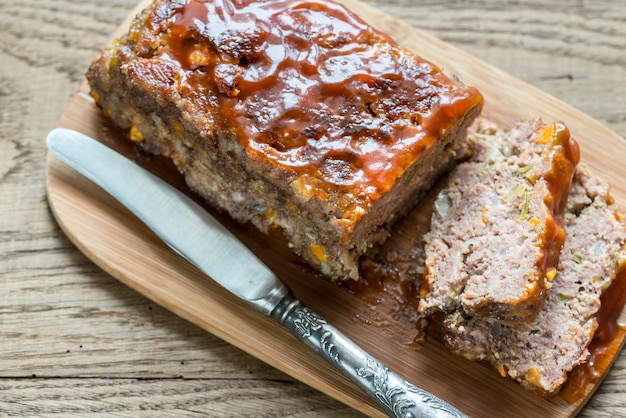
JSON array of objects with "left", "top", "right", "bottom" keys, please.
[{"left": 45, "top": 0, "right": 626, "bottom": 416}]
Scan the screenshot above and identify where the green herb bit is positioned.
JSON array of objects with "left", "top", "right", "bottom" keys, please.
[
  {"left": 572, "top": 252, "right": 584, "bottom": 264},
  {"left": 556, "top": 293, "right": 573, "bottom": 303},
  {"left": 403, "top": 162, "right": 421, "bottom": 186},
  {"left": 519, "top": 193, "right": 530, "bottom": 219}
]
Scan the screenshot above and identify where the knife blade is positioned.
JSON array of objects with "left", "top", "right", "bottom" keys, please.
[{"left": 47, "top": 127, "right": 467, "bottom": 418}]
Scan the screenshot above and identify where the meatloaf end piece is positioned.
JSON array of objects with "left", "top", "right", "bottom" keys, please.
[
  {"left": 86, "top": 0, "right": 484, "bottom": 280},
  {"left": 442, "top": 164, "right": 626, "bottom": 393},
  {"left": 418, "top": 120, "right": 580, "bottom": 323}
]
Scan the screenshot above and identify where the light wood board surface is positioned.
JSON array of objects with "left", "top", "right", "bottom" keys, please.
[{"left": 3, "top": 0, "right": 626, "bottom": 416}]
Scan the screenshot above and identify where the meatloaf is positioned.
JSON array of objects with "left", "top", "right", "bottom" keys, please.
[
  {"left": 442, "top": 164, "right": 626, "bottom": 393},
  {"left": 86, "top": 0, "right": 483, "bottom": 280},
  {"left": 418, "top": 120, "right": 580, "bottom": 323}
]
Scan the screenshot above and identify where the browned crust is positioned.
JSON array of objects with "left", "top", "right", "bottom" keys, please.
[{"left": 86, "top": 0, "right": 483, "bottom": 280}]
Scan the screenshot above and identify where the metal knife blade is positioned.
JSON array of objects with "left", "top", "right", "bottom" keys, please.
[
  {"left": 46, "top": 127, "right": 467, "bottom": 418},
  {"left": 47, "top": 128, "right": 283, "bottom": 307}
]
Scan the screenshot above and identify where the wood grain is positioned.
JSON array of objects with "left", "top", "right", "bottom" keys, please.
[
  {"left": 47, "top": 0, "right": 626, "bottom": 415},
  {"left": 2, "top": 0, "right": 625, "bottom": 416}
]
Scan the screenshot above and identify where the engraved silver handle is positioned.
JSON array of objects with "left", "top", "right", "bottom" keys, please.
[{"left": 269, "top": 290, "right": 467, "bottom": 418}]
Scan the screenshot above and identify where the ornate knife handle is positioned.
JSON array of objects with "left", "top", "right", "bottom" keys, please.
[{"left": 268, "top": 289, "right": 467, "bottom": 418}]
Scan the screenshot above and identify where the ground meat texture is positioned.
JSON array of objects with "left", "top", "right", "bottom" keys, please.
[
  {"left": 86, "top": 0, "right": 483, "bottom": 280},
  {"left": 418, "top": 120, "right": 580, "bottom": 323},
  {"left": 442, "top": 165, "right": 626, "bottom": 393}
]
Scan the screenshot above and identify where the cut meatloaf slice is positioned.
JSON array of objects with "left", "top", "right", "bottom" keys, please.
[
  {"left": 86, "top": 0, "right": 483, "bottom": 280},
  {"left": 442, "top": 165, "right": 626, "bottom": 393},
  {"left": 418, "top": 120, "right": 580, "bottom": 323}
]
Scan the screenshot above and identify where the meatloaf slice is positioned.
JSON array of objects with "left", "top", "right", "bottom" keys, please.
[
  {"left": 442, "top": 164, "right": 626, "bottom": 393},
  {"left": 418, "top": 120, "right": 579, "bottom": 323},
  {"left": 86, "top": 0, "right": 483, "bottom": 280}
]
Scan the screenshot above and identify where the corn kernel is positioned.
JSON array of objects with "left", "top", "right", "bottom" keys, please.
[
  {"left": 129, "top": 125, "right": 144, "bottom": 142},
  {"left": 496, "top": 363, "right": 507, "bottom": 377},
  {"left": 525, "top": 367, "right": 541, "bottom": 387},
  {"left": 310, "top": 243, "right": 328, "bottom": 263}
]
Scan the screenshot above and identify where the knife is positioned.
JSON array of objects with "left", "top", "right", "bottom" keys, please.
[{"left": 46, "top": 128, "right": 467, "bottom": 418}]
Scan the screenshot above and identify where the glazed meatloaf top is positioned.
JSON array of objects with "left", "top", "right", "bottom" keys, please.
[
  {"left": 443, "top": 164, "right": 626, "bottom": 393},
  {"left": 87, "top": 0, "right": 483, "bottom": 280},
  {"left": 419, "top": 120, "right": 580, "bottom": 323},
  {"left": 116, "top": 0, "right": 482, "bottom": 208}
]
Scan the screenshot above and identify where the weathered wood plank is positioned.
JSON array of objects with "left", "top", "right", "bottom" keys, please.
[{"left": 0, "top": 378, "right": 363, "bottom": 417}]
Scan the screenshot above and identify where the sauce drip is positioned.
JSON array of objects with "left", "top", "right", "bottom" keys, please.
[
  {"left": 560, "top": 262, "right": 626, "bottom": 402},
  {"left": 145, "top": 0, "right": 482, "bottom": 218},
  {"left": 528, "top": 123, "right": 580, "bottom": 321}
]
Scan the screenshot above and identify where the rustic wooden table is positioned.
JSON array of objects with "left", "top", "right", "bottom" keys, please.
[{"left": 1, "top": 0, "right": 625, "bottom": 416}]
